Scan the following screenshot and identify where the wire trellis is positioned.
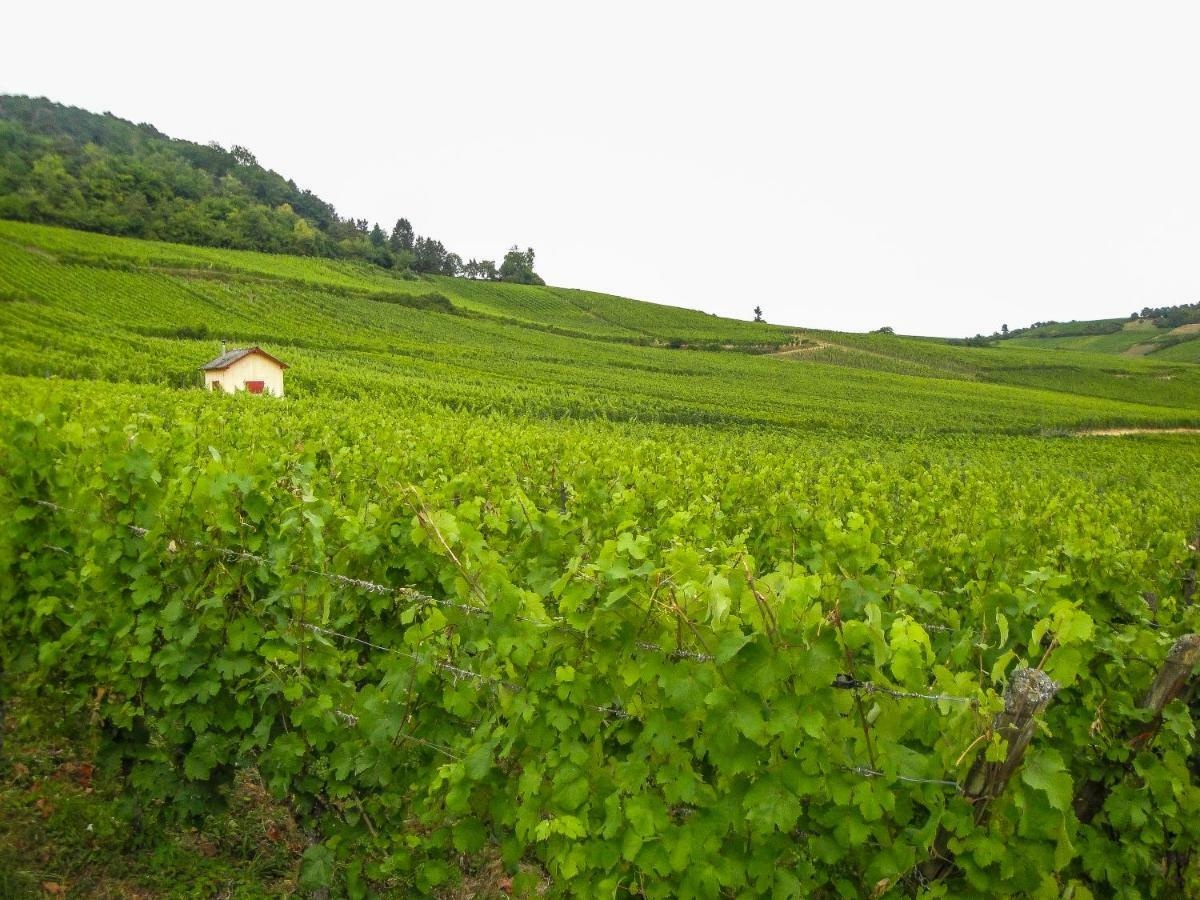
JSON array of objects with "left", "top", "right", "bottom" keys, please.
[
  {"left": 831, "top": 674, "right": 975, "bottom": 705},
  {"left": 35, "top": 497, "right": 975, "bottom": 715},
  {"left": 846, "top": 766, "right": 961, "bottom": 790},
  {"left": 29, "top": 497, "right": 983, "bottom": 794}
]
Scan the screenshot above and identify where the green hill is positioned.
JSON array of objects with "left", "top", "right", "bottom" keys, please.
[
  {"left": 0, "top": 95, "right": 534, "bottom": 279},
  {"left": 2, "top": 219, "right": 1199, "bottom": 432},
  {"left": 999, "top": 305, "right": 1200, "bottom": 361}
]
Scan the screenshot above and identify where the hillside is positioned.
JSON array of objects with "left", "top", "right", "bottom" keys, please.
[
  {"left": 2, "top": 220, "right": 1200, "bottom": 433},
  {"left": 998, "top": 304, "right": 1200, "bottom": 361}
]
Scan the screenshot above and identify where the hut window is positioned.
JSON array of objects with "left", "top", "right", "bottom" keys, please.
[{"left": 245, "top": 380, "right": 265, "bottom": 394}]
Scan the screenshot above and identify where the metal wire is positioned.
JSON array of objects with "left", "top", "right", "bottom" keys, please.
[
  {"left": 35, "top": 497, "right": 974, "bottom": 719},
  {"left": 33, "top": 496, "right": 989, "bottom": 792},
  {"left": 395, "top": 732, "right": 462, "bottom": 760},
  {"left": 865, "top": 684, "right": 976, "bottom": 705},
  {"left": 301, "top": 622, "right": 519, "bottom": 691},
  {"left": 305, "top": 623, "right": 630, "bottom": 722},
  {"left": 846, "top": 766, "right": 961, "bottom": 790},
  {"left": 329, "top": 708, "right": 462, "bottom": 760},
  {"left": 32, "top": 498, "right": 520, "bottom": 623},
  {"left": 635, "top": 641, "right": 715, "bottom": 662},
  {"left": 832, "top": 674, "right": 974, "bottom": 705}
]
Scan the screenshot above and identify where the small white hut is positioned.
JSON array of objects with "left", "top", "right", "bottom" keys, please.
[{"left": 200, "top": 345, "right": 288, "bottom": 397}]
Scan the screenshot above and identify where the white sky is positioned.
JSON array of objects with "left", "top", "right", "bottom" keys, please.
[{"left": 4, "top": 1, "right": 1199, "bottom": 336}]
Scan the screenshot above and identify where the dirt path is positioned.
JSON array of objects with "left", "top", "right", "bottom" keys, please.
[
  {"left": 770, "top": 342, "right": 829, "bottom": 357},
  {"left": 771, "top": 339, "right": 903, "bottom": 364},
  {"left": 1122, "top": 342, "right": 1159, "bottom": 357},
  {"left": 1076, "top": 427, "right": 1200, "bottom": 436}
]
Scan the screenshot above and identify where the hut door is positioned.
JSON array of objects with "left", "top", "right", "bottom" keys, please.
[{"left": 245, "top": 380, "right": 265, "bottom": 394}]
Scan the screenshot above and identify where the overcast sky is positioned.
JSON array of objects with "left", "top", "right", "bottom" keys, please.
[{"left": 5, "top": 2, "right": 1199, "bottom": 336}]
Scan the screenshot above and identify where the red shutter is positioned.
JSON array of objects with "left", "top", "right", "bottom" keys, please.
[{"left": 245, "top": 381, "right": 265, "bottom": 394}]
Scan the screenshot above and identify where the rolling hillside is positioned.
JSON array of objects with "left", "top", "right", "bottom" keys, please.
[
  {"left": 1, "top": 219, "right": 1199, "bottom": 433},
  {"left": 1000, "top": 307, "right": 1200, "bottom": 362}
]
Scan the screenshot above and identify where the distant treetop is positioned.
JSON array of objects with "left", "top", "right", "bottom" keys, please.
[{"left": 498, "top": 247, "right": 544, "bottom": 286}]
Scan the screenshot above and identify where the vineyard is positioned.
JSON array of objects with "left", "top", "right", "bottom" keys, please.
[{"left": 2, "top": 222, "right": 1200, "bottom": 897}]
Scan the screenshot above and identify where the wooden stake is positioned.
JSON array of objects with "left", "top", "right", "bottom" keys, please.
[
  {"left": 922, "top": 667, "right": 1059, "bottom": 881},
  {"left": 961, "top": 667, "right": 1060, "bottom": 805},
  {"left": 1137, "top": 633, "right": 1200, "bottom": 715},
  {"left": 1074, "top": 633, "right": 1200, "bottom": 824}
]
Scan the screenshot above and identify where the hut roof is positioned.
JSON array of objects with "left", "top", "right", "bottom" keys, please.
[{"left": 199, "top": 347, "right": 289, "bottom": 371}]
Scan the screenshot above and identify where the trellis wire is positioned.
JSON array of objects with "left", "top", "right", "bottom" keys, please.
[
  {"left": 846, "top": 766, "right": 961, "bottom": 790},
  {"left": 36, "top": 497, "right": 972, "bottom": 706},
  {"left": 304, "top": 623, "right": 628, "bottom": 720},
  {"left": 832, "top": 674, "right": 974, "bottom": 705},
  {"left": 302, "top": 622, "right": 519, "bottom": 691},
  {"left": 32, "top": 498, "right": 708, "bottom": 660},
  {"left": 866, "top": 684, "right": 975, "bottom": 705},
  {"left": 32, "top": 499, "right": 981, "bottom": 792},
  {"left": 32, "top": 499, "right": 527, "bottom": 622},
  {"left": 331, "top": 709, "right": 464, "bottom": 760},
  {"left": 635, "top": 641, "right": 715, "bottom": 662}
]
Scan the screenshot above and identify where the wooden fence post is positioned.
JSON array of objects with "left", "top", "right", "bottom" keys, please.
[
  {"left": 1074, "top": 633, "right": 1200, "bottom": 824},
  {"left": 922, "top": 667, "right": 1059, "bottom": 881}
]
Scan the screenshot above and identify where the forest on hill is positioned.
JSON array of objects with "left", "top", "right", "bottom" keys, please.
[{"left": 0, "top": 95, "right": 542, "bottom": 283}]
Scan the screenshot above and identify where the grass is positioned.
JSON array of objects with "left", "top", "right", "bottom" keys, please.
[
  {"left": 0, "top": 688, "right": 303, "bottom": 898},
  {"left": 0, "top": 676, "right": 541, "bottom": 898},
  {"left": 781, "top": 328, "right": 1200, "bottom": 410},
  {"left": 1003, "top": 314, "right": 1200, "bottom": 360},
  {"left": 1141, "top": 338, "right": 1200, "bottom": 363}
]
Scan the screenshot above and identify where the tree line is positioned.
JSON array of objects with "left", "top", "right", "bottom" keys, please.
[
  {"left": 0, "top": 95, "right": 542, "bottom": 284},
  {"left": 1130, "top": 302, "right": 1200, "bottom": 329},
  {"left": 368, "top": 218, "right": 541, "bottom": 283}
]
